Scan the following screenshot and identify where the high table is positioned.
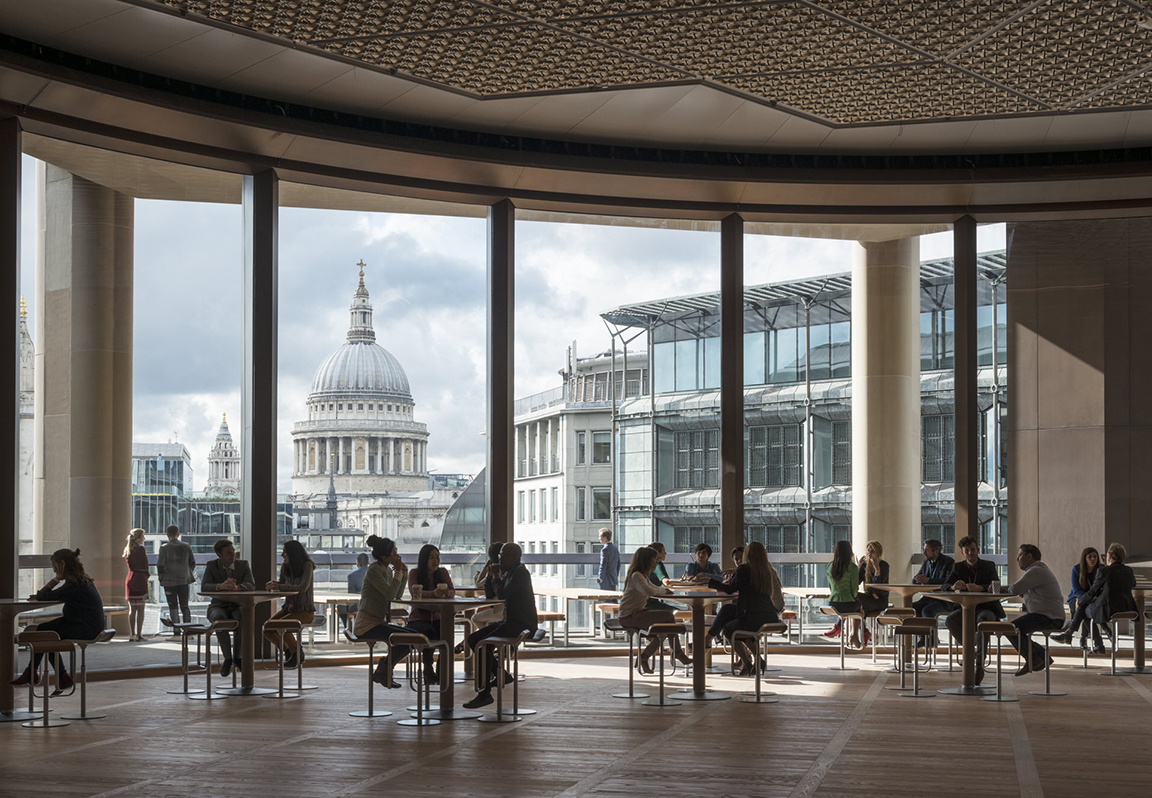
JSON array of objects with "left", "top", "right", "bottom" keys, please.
[
  {"left": 1, "top": 599, "right": 61, "bottom": 722},
  {"left": 313, "top": 591, "right": 361, "bottom": 644},
  {"left": 781, "top": 587, "right": 829, "bottom": 642},
  {"left": 198, "top": 590, "right": 291, "bottom": 696},
  {"left": 536, "top": 587, "right": 622, "bottom": 646},
  {"left": 662, "top": 590, "right": 736, "bottom": 702},
  {"left": 864, "top": 583, "right": 936, "bottom": 666},
  {"left": 1118, "top": 583, "right": 1152, "bottom": 675},
  {"left": 393, "top": 596, "right": 502, "bottom": 720},
  {"left": 921, "top": 589, "right": 1002, "bottom": 696}
]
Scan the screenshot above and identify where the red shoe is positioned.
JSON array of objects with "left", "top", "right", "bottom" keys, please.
[
  {"left": 9, "top": 667, "right": 33, "bottom": 686},
  {"left": 823, "top": 623, "right": 841, "bottom": 639},
  {"left": 862, "top": 628, "right": 873, "bottom": 648}
]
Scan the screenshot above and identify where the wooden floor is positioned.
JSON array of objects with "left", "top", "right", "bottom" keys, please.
[{"left": 3, "top": 651, "right": 1150, "bottom": 798}]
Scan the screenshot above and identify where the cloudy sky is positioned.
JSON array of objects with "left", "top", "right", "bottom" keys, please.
[{"left": 17, "top": 156, "right": 1004, "bottom": 493}]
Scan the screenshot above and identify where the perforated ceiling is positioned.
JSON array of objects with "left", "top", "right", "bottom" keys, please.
[{"left": 156, "top": 0, "right": 1152, "bottom": 125}]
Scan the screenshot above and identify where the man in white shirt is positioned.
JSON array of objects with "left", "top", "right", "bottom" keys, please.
[{"left": 1004, "top": 543, "right": 1066, "bottom": 676}]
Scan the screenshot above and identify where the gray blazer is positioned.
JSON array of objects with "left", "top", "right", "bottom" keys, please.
[
  {"left": 156, "top": 538, "right": 196, "bottom": 587},
  {"left": 201, "top": 558, "right": 255, "bottom": 609}
]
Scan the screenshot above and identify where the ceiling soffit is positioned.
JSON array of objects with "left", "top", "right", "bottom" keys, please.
[{"left": 153, "top": 0, "right": 1152, "bottom": 125}]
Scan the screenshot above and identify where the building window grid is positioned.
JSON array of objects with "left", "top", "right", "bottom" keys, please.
[
  {"left": 923, "top": 523, "right": 956, "bottom": 553},
  {"left": 576, "top": 487, "right": 586, "bottom": 521},
  {"left": 832, "top": 421, "right": 851, "bottom": 485},
  {"left": 748, "top": 424, "right": 802, "bottom": 488},
  {"left": 673, "top": 525, "right": 720, "bottom": 554},
  {"left": 576, "top": 431, "right": 586, "bottom": 465},
  {"left": 675, "top": 430, "right": 719, "bottom": 489},
  {"left": 922, "top": 414, "right": 955, "bottom": 482},
  {"left": 746, "top": 524, "right": 802, "bottom": 553},
  {"left": 592, "top": 431, "right": 611, "bottom": 464}
]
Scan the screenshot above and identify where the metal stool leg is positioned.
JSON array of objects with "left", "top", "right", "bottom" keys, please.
[
  {"left": 350, "top": 642, "right": 391, "bottom": 718},
  {"left": 190, "top": 633, "right": 229, "bottom": 701},
  {"left": 612, "top": 629, "right": 649, "bottom": 699},
  {"left": 478, "top": 643, "right": 521, "bottom": 722},
  {"left": 399, "top": 646, "right": 440, "bottom": 726},
  {"left": 1029, "top": 630, "right": 1065, "bottom": 696},
  {"left": 739, "top": 633, "right": 777, "bottom": 704},
  {"left": 828, "top": 614, "right": 857, "bottom": 671},
  {"left": 982, "top": 633, "right": 1018, "bottom": 703},
  {"left": 642, "top": 634, "right": 681, "bottom": 707},
  {"left": 24, "top": 653, "right": 70, "bottom": 728},
  {"left": 263, "top": 629, "right": 300, "bottom": 699},
  {"left": 61, "top": 645, "right": 107, "bottom": 719},
  {"left": 167, "top": 632, "right": 204, "bottom": 695},
  {"left": 885, "top": 630, "right": 911, "bottom": 690},
  {"left": 898, "top": 633, "right": 934, "bottom": 698}
]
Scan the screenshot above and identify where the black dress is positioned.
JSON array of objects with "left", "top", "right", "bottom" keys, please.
[{"left": 709, "top": 565, "right": 779, "bottom": 640}]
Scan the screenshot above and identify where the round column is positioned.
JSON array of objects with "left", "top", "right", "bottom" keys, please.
[{"left": 851, "top": 237, "right": 922, "bottom": 581}]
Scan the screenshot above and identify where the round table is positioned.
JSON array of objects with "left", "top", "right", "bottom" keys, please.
[
  {"left": 1, "top": 599, "right": 61, "bottom": 722},
  {"left": 198, "top": 590, "right": 292, "bottom": 696},
  {"left": 661, "top": 591, "right": 736, "bottom": 701},
  {"left": 922, "top": 589, "right": 1004, "bottom": 696}
]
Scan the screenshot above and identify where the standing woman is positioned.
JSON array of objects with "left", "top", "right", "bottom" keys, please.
[
  {"left": 619, "top": 547, "right": 691, "bottom": 673},
  {"left": 856, "top": 540, "right": 890, "bottom": 649},
  {"left": 1054, "top": 547, "right": 1103, "bottom": 650},
  {"left": 407, "top": 543, "right": 455, "bottom": 684},
  {"left": 264, "top": 539, "right": 315, "bottom": 669},
  {"left": 11, "top": 548, "right": 103, "bottom": 693},
  {"left": 356, "top": 535, "right": 411, "bottom": 688},
  {"left": 123, "top": 528, "right": 149, "bottom": 641},
  {"left": 825, "top": 539, "right": 861, "bottom": 647},
  {"left": 708, "top": 541, "right": 781, "bottom": 675}
]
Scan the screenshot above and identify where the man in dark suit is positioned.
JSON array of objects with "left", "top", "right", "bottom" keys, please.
[
  {"left": 941, "top": 535, "right": 1004, "bottom": 685},
  {"left": 1082, "top": 542, "right": 1138, "bottom": 638},
  {"left": 464, "top": 542, "right": 538, "bottom": 709},
  {"left": 201, "top": 539, "right": 255, "bottom": 677},
  {"left": 912, "top": 538, "right": 955, "bottom": 646}
]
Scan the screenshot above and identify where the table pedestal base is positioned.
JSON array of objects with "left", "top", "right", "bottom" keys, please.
[
  {"left": 1112, "top": 666, "right": 1152, "bottom": 676},
  {"left": 938, "top": 685, "right": 997, "bottom": 696},
  {"left": 349, "top": 709, "right": 392, "bottom": 718},
  {"left": 0, "top": 710, "right": 42, "bottom": 723},
  {"left": 423, "top": 708, "right": 482, "bottom": 720},
  {"left": 216, "top": 686, "right": 280, "bottom": 696},
  {"left": 669, "top": 690, "right": 730, "bottom": 701}
]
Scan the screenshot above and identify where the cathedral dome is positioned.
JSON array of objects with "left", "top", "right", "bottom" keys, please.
[{"left": 310, "top": 341, "right": 411, "bottom": 401}]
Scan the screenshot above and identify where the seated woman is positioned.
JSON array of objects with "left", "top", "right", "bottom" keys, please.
[
  {"left": 355, "top": 535, "right": 411, "bottom": 687},
  {"left": 263, "top": 539, "right": 315, "bottom": 669},
  {"left": 705, "top": 546, "right": 745, "bottom": 647},
  {"left": 12, "top": 548, "right": 104, "bottom": 693},
  {"left": 1081, "top": 542, "right": 1138, "bottom": 643},
  {"left": 407, "top": 543, "right": 455, "bottom": 684},
  {"left": 619, "top": 547, "right": 691, "bottom": 673},
  {"left": 825, "top": 539, "right": 862, "bottom": 648},
  {"left": 683, "top": 543, "right": 723, "bottom": 583},
  {"left": 645, "top": 541, "right": 676, "bottom": 612},
  {"left": 1054, "top": 546, "right": 1104, "bottom": 651},
  {"left": 856, "top": 540, "right": 890, "bottom": 648},
  {"left": 708, "top": 541, "right": 781, "bottom": 675}
]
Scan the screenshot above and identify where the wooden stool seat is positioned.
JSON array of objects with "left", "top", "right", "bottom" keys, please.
[{"left": 17, "top": 631, "right": 75, "bottom": 727}]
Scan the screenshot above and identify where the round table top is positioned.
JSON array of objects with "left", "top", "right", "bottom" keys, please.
[
  {"left": 921, "top": 589, "right": 1007, "bottom": 604},
  {"left": 666, "top": 591, "right": 734, "bottom": 603},
  {"left": 0, "top": 599, "right": 61, "bottom": 611},
  {"left": 864, "top": 583, "right": 938, "bottom": 595},
  {"left": 198, "top": 590, "right": 293, "bottom": 600},
  {"left": 393, "top": 597, "right": 503, "bottom": 608}
]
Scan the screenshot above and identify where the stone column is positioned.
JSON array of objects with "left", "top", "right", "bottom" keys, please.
[
  {"left": 0, "top": 118, "right": 18, "bottom": 599},
  {"left": 337, "top": 436, "right": 345, "bottom": 474},
  {"left": 34, "top": 165, "right": 133, "bottom": 611},
  {"left": 851, "top": 237, "right": 921, "bottom": 580}
]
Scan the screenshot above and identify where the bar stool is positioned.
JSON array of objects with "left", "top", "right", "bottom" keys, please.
[
  {"left": 475, "top": 629, "right": 534, "bottom": 723},
  {"left": 605, "top": 619, "right": 649, "bottom": 700},
  {"left": 979, "top": 621, "right": 1020, "bottom": 703},
  {"left": 61, "top": 629, "right": 116, "bottom": 719},
  {"left": 1081, "top": 620, "right": 1101, "bottom": 669},
  {"left": 780, "top": 610, "right": 797, "bottom": 644},
  {"left": 164, "top": 619, "right": 209, "bottom": 695},
  {"left": 732, "top": 622, "right": 787, "bottom": 704},
  {"left": 160, "top": 617, "right": 206, "bottom": 670},
  {"left": 639, "top": 623, "right": 687, "bottom": 707},
  {"left": 1026, "top": 627, "right": 1066, "bottom": 696},
  {"left": 17, "top": 631, "right": 74, "bottom": 728},
  {"left": 342, "top": 629, "right": 392, "bottom": 719},
  {"left": 1101, "top": 610, "right": 1140, "bottom": 677},
  {"left": 892, "top": 618, "right": 935, "bottom": 698},
  {"left": 262, "top": 619, "right": 303, "bottom": 700},
  {"left": 819, "top": 606, "right": 861, "bottom": 671},
  {"left": 388, "top": 632, "right": 449, "bottom": 726},
  {"left": 187, "top": 620, "right": 237, "bottom": 702},
  {"left": 730, "top": 623, "right": 782, "bottom": 677}
]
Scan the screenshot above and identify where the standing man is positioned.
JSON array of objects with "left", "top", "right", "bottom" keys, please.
[
  {"left": 941, "top": 535, "right": 1005, "bottom": 685},
  {"left": 597, "top": 528, "right": 620, "bottom": 595},
  {"left": 1003, "top": 544, "right": 1066, "bottom": 676},
  {"left": 464, "top": 543, "right": 538, "bottom": 709},
  {"left": 157, "top": 524, "right": 197, "bottom": 631},
  {"left": 201, "top": 539, "right": 255, "bottom": 677},
  {"left": 912, "top": 538, "right": 955, "bottom": 646}
]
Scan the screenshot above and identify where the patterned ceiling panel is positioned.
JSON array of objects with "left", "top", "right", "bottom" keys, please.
[
  {"left": 813, "top": 0, "right": 1039, "bottom": 57},
  {"left": 556, "top": 3, "right": 908, "bottom": 77},
  {"left": 324, "top": 25, "right": 683, "bottom": 94},
  {"left": 729, "top": 63, "right": 1044, "bottom": 124},
  {"left": 954, "top": 0, "right": 1152, "bottom": 108},
  {"left": 151, "top": 1, "right": 1152, "bottom": 125}
]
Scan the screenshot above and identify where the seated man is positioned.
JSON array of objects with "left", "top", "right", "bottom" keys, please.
[
  {"left": 339, "top": 553, "right": 370, "bottom": 628},
  {"left": 464, "top": 542, "right": 538, "bottom": 709},
  {"left": 942, "top": 535, "right": 1004, "bottom": 685},
  {"left": 1003, "top": 543, "right": 1066, "bottom": 675},
  {"left": 912, "top": 538, "right": 955, "bottom": 646},
  {"left": 200, "top": 539, "right": 255, "bottom": 677}
]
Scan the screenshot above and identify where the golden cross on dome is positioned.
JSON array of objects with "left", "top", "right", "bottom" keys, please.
[
  {"left": 222, "top": 412, "right": 227, "bottom": 422},
  {"left": 357, "top": 259, "right": 366, "bottom": 281},
  {"left": 19, "top": 296, "right": 26, "bottom": 318}
]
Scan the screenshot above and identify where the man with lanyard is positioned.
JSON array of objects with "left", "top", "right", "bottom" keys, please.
[
  {"left": 941, "top": 535, "right": 1004, "bottom": 685},
  {"left": 201, "top": 539, "right": 255, "bottom": 677},
  {"left": 1003, "top": 544, "right": 1065, "bottom": 676},
  {"left": 912, "top": 538, "right": 955, "bottom": 648}
]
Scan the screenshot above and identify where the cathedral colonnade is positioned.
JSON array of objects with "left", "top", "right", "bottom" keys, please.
[{"left": 293, "top": 436, "right": 427, "bottom": 477}]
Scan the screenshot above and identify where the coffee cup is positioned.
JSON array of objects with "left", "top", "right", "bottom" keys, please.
[
  {"left": 436, "top": 582, "right": 448, "bottom": 592},
  {"left": 411, "top": 584, "right": 423, "bottom": 600},
  {"left": 990, "top": 580, "right": 1001, "bottom": 594}
]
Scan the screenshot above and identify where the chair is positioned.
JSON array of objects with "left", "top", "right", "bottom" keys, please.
[
  {"left": 187, "top": 620, "right": 237, "bottom": 702},
  {"left": 60, "top": 629, "right": 116, "bottom": 719},
  {"left": 475, "top": 628, "right": 540, "bottom": 723},
  {"left": 1026, "top": 627, "right": 1066, "bottom": 697},
  {"left": 892, "top": 618, "right": 935, "bottom": 698},
  {"left": 262, "top": 619, "right": 303, "bottom": 700},
  {"left": 16, "top": 631, "right": 74, "bottom": 728},
  {"left": 979, "top": 621, "right": 1020, "bottom": 703},
  {"left": 732, "top": 622, "right": 787, "bottom": 704},
  {"left": 639, "top": 623, "right": 687, "bottom": 707},
  {"left": 342, "top": 629, "right": 392, "bottom": 718},
  {"left": 1101, "top": 610, "right": 1140, "bottom": 677},
  {"left": 605, "top": 618, "right": 649, "bottom": 700},
  {"left": 819, "top": 606, "right": 862, "bottom": 671},
  {"left": 163, "top": 619, "right": 209, "bottom": 695},
  {"left": 389, "top": 632, "right": 450, "bottom": 726}
]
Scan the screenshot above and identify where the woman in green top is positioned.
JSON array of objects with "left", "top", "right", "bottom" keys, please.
[
  {"left": 646, "top": 541, "right": 676, "bottom": 612},
  {"left": 825, "top": 539, "right": 863, "bottom": 648},
  {"left": 354, "top": 534, "right": 410, "bottom": 688}
]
